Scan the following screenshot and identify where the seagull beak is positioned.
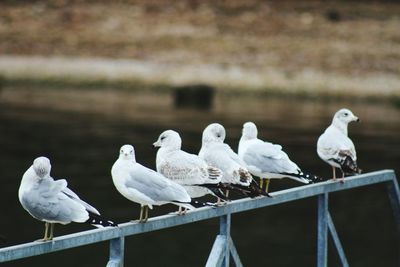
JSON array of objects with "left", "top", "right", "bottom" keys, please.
[
  {"left": 354, "top": 116, "right": 360, "bottom": 122},
  {"left": 153, "top": 141, "right": 161, "bottom": 148}
]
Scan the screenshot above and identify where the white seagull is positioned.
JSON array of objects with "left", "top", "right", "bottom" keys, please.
[
  {"left": 199, "top": 123, "right": 268, "bottom": 198},
  {"left": 18, "top": 157, "right": 116, "bottom": 241},
  {"left": 153, "top": 130, "right": 228, "bottom": 202},
  {"left": 238, "top": 122, "right": 320, "bottom": 193},
  {"left": 111, "top": 144, "right": 201, "bottom": 222},
  {"left": 317, "top": 108, "right": 361, "bottom": 182}
]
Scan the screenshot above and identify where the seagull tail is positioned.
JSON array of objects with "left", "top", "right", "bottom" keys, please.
[
  {"left": 280, "top": 171, "right": 322, "bottom": 184},
  {"left": 229, "top": 180, "right": 272, "bottom": 198},
  {"left": 86, "top": 212, "right": 117, "bottom": 228},
  {"left": 341, "top": 156, "right": 362, "bottom": 176},
  {"left": 198, "top": 183, "right": 230, "bottom": 200}
]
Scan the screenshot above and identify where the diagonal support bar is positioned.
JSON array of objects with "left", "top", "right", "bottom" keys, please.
[
  {"left": 386, "top": 178, "right": 400, "bottom": 230},
  {"left": 327, "top": 213, "right": 349, "bottom": 267},
  {"left": 206, "top": 235, "right": 226, "bottom": 267},
  {"left": 206, "top": 214, "right": 243, "bottom": 267},
  {"left": 228, "top": 237, "right": 243, "bottom": 267}
]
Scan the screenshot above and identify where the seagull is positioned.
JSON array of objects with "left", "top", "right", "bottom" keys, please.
[
  {"left": 317, "top": 108, "right": 362, "bottom": 182},
  {"left": 18, "top": 157, "right": 116, "bottom": 241},
  {"left": 111, "top": 144, "right": 206, "bottom": 222},
  {"left": 153, "top": 130, "right": 229, "bottom": 203},
  {"left": 199, "top": 123, "right": 269, "bottom": 198},
  {"left": 238, "top": 122, "right": 320, "bottom": 193}
]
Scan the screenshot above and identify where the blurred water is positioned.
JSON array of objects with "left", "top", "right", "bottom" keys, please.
[{"left": 0, "top": 87, "right": 399, "bottom": 267}]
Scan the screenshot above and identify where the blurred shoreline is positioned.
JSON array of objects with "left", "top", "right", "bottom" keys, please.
[
  {"left": 0, "top": 55, "right": 399, "bottom": 102},
  {"left": 0, "top": 1, "right": 399, "bottom": 100}
]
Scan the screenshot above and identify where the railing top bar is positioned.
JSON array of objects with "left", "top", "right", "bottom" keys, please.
[{"left": 0, "top": 169, "right": 396, "bottom": 262}]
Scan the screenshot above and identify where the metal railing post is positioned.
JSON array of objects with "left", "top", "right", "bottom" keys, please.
[
  {"left": 106, "top": 237, "right": 125, "bottom": 267},
  {"left": 317, "top": 193, "right": 328, "bottom": 267},
  {"left": 220, "top": 214, "right": 231, "bottom": 267},
  {"left": 205, "top": 214, "right": 231, "bottom": 267},
  {"left": 386, "top": 178, "right": 400, "bottom": 230}
]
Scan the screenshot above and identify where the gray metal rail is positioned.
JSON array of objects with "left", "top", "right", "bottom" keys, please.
[{"left": 0, "top": 170, "right": 398, "bottom": 266}]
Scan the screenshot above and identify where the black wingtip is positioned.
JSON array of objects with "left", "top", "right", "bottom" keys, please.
[
  {"left": 206, "top": 186, "right": 230, "bottom": 201},
  {"left": 283, "top": 171, "right": 323, "bottom": 184},
  {"left": 228, "top": 181, "right": 272, "bottom": 198},
  {"left": 249, "top": 183, "right": 272, "bottom": 198},
  {"left": 87, "top": 212, "right": 117, "bottom": 227},
  {"left": 342, "top": 156, "right": 362, "bottom": 176},
  {"left": 309, "top": 174, "right": 324, "bottom": 183},
  {"left": 190, "top": 200, "right": 216, "bottom": 208}
]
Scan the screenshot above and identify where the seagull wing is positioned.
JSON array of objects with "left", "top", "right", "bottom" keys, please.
[
  {"left": 318, "top": 128, "right": 357, "bottom": 163},
  {"left": 21, "top": 177, "right": 88, "bottom": 224},
  {"left": 62, "top": 186, "right": 100, "bottom": 215},
  {"left": 125, "top": 164, "right": 191, "bottom": 203},
  {"left": 201, "top": 143, "right": 252, "bottom": 185},
  {"left": 243, "top": 140, "right": 299, "bottom": 174},
  {"left": 158, "top": 150, "right": 217, "bottom": 185}
]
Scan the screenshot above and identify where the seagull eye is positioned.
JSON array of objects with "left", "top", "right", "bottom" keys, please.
[
  {"left": 120, "top": 149, "right": 123, "bottom": 153},
  {"left": 160, "top": 136, "right": 165, "bottom": 141},
  {"left": 343, "top": 112, "right": 349, "bottom": 116}
]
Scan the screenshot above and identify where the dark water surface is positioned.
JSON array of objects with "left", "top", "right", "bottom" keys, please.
[{"left": 0, "top": 87, "right": 399, "bottom": 266}]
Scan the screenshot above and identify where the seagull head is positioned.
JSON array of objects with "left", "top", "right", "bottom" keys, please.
[
  {"left": 202, "top": 123, "right": 226, "bottom": 144},
  {"left": 119, "top": 144, "right": 136, "bottom": 161},
  {"left": 153, "top": 130, "right": 182, "bottom": 151},
  {"left": 333, "top": 108, "right": 360, "bottom": 125},
  {"left": 32, "top": 157, "right": 51, "bottom": 178},
  {"left": 242, "top": 122, "right": 258, "bottom": 140}
]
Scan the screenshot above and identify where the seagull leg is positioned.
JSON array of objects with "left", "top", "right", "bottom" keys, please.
[
  {"left": 264, "top": 179, "right": 270, "bottom": 193},
  {"left": 49, "top": 223, "right": 55, "bottom": 240},
  {"left": 332, "top": 166, "right": 336, "bottom": 181},
  {"left": 216, "top": 197, "right": 226, "bottom": 206},
  {"left": 143, "top": 206, "right": 149, "bottom": 222},
  {"left": 40, "top": 222, "right": 49, "bottom": 241},
  {"left": 225, "top": 190, "right": 230, "bottom": 198},
  {"left": 259, "top": 178, "right": 264, "bottom": 189},
  {"left": 177, "top": 206, "right": 187, "bottom": 215},
  {"left": 340, "top": 169, "right": 345, "bottom": 184},
  {"left": 138, "top": 205, "right": 144, "bottom": 223}
]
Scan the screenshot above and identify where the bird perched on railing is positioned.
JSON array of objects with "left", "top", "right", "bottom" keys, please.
[
  {"left": 199, "top": 123, "right": 269, "bottom": 198},
  {"left": 238, "top": 122, "right": 321, "bottom": 193},
  {"left": 18, "top": 157, "right": 116, "bottom": 241},
  {"left": 154, "top": 130, "right": 231, "bottom": 206},
  {"left": 111, "top": 144, "right": 211, "bottom": 222},
  {"left": 317, "top": 108, "right": 362, "bottom": 182}
]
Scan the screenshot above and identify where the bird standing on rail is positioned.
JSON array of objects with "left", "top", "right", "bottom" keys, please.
[
  {"left": 199, "top": 123, "right": 269, "bottom": 198},
  {"left": 317, "top": 108, "right": 362, "bottom": 182},
  {"left": 154, "top": 130, "right": 230, "bottom": 206},
  {"left": 238, "top": 122, "right": 320, "bottom": 193},
  {"left": 111, "top": 144, "right": 207, "bottom": 222},
  {"left": 18, "top": 157, "right": 116, "bottom": 241}
]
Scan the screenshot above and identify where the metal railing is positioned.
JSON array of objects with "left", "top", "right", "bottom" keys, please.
[{"left": 0, "top": 170, "right": 398, "bottom": 267}]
